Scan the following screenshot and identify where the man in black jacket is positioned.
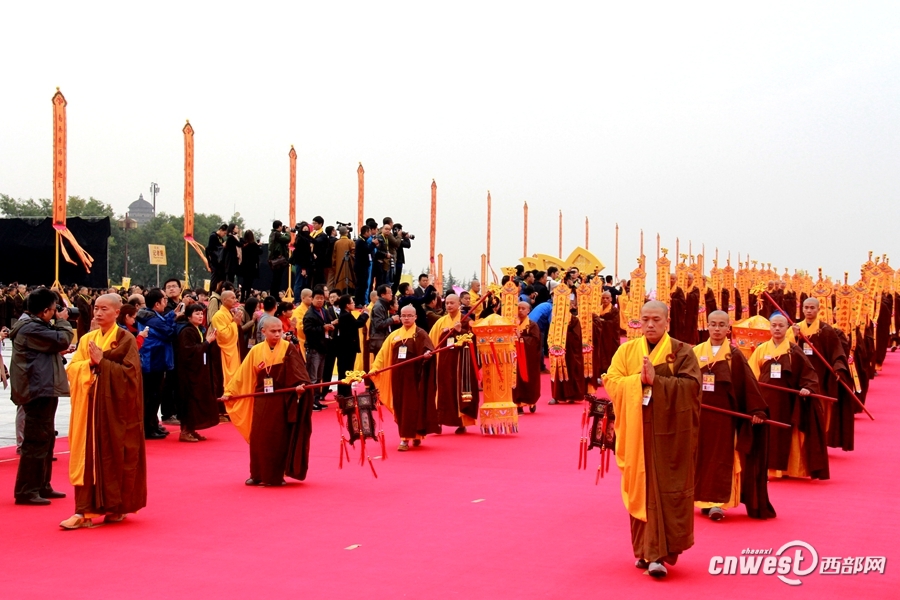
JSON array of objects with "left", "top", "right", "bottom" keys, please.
[
  {"left": 9, "top": 288, "right": 74, "bottom": 505},
  {"left": 391, "top": 222, "right": 412, "bottom": 294},
  {"left": 354, "top": 225, "right": 374, "bottom": 307},
  {"left": 302, "top": 286, "right": 335, "bottom": 411},
  {"left": 207, "top": 224, "right": 227, "bottom": 292}
]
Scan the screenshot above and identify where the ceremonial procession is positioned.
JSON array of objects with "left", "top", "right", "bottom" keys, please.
[{"left": 1, "top": 3, "right": 897, "bottom": 598}]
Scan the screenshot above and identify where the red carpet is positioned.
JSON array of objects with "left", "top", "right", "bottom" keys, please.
[{"left": 1, "top": 356, "right": 898, "bottom": 598}]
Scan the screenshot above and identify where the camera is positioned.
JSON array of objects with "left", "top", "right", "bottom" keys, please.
[
  {"left": 392, "top": 225, "right": 414, "bottom": 240},
  {"left": 59, "top": 304, "right": 79, "bottom": 319},
  {"left": 336, "top": 220, "right": 353, "bottom": 233}
]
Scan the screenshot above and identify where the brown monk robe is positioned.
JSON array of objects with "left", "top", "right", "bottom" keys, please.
[
  {"left": 684, "top": 275, "right": 700, "bottom": 345},
  {"left": 797, "top": 298, "right": 854, "bottom": 452},
  {"left": 781, "top": 282, "right": 797, "bottom": 320},
  {"left": 591, "top": 291, "right": 620, "bottom": 379},
  {"left": 749, "top": 314, "right": 828, "bottom": 480},
  {"left": 74, "top": 288, "right": 93, "bottom": 340},
  {"left": 693, "top": 312, "right": 774, "bottom": 521},
  {"left": 851, "top": 324, "right": 872, "bottom": 406},
  {"left": 513, "top": 302, "right": 542, "bottom": 410},
  {"left": 428, "top": 295, "right": 479, "bottom": 432},
  {"left": 699, "top": 285, "right": 717, "bottom": 343},
  {"left": 368, "top": 305, "right": 440, "bottom": 451},
  {"left": 603, "top": 301, "right": 701, "bottom": 578},
  {"left": 223, "top": 316, "right": 313, "bottom": 486},
  {"left": 550, "top": 314, "right": 586, "bottom": 403},
  {"left": 174, "top": 307, "right": 220, "bottom": 442},
  {"left": 62, "top": 294, "right": 147, "bottom": 529},
  {"left": 669, "top": 275, "right": 687, "bottom": 341},
  {"left": 731, "top": 288, "right": 742, "bottom": 321},
  {"left": 874, "top": 292, "right": 893, "bottom": 370}
]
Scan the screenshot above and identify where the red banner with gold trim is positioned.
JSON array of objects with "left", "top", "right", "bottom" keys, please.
[
  {"left": 182, "top": 121, "right": 208, "bottom": 269},
  {"left": 51, "top": 88, "right": 94, "bottom": 273}
]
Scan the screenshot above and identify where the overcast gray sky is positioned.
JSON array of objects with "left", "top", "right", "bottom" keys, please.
[{"left": 1, "top": 2, "right": 898, "bottom": 285}]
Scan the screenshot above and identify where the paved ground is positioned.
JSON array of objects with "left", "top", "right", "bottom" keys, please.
[{"left": 0, "top": 341, "right": 72, "bottom": 448}]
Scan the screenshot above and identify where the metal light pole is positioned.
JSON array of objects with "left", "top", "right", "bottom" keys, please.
[{"left": 150, "top": 182, "right": 160, "bottom": 215}]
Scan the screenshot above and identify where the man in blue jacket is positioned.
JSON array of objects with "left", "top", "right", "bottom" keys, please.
[{"left": 136, "top": 288, "right": 180, "bottom": 439}]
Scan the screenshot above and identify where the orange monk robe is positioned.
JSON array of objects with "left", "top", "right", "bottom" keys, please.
[
  {"left": 603, "top": 333, "right": 701, "bottom": 564},
  {"left": 428, "top": 312, "right": 478, "bottom": 427},
  {"left": 293, "top": 303, "right": 309, "bottom": 359},
  {"left": 67, "top": 325, "right": 147, "bottom": 518},
  {"left": 369, "top": 324, "right": 440, "bottom": 440},
  {"left": 223, "top": 339, "right": 313, "bottom": 483},
  {"left": 211, "top": 305, "right": 241, "bottom": 390}
]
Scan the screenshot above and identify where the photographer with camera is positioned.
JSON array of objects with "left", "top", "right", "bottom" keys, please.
[
  {"left": 391, "top": 221, "right": 413, "bottom": 294},
  {"left": 9, "top": 288, "right": 74, "bottom": 505},
  {"left": 268, "top": 220, "right": 292, "bottom": 296}
]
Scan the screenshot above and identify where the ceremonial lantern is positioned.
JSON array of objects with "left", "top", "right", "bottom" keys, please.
[
  {"left": 732, "top": 315, "right": 772, "bottom": 358},
  {"left": 473, "top": 314, "right": 519, "bottom": 435},
  {"left": 578, "top": 396, "right": 616, "bottom": 484}
]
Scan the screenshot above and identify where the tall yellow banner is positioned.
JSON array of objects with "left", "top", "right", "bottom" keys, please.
[
  {"left": 51, "top": 88, "right": 93, "bottom": 274},
  {"left": 182, "top": 120, "right": 208, "bottom": 269}
]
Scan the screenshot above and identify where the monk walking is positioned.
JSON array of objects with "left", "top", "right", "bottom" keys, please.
[{"left": 603, "top": 301, "right": 701, "bottom": 578}]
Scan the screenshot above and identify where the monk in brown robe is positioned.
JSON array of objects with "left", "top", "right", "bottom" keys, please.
[
  {"left": 683, "top": 274, "right": 700, "bottom": 345},
  {"left": 874, "top": 292, "right": 893, "bottom": 371},
  {"left": 174, "top": 304, "right": 220, "bottom": 442},
  {"left": 369, "top": 305, "right": 440, "bottom": 451},
  {"left": 794, "top": 298, "right": 854, "bottom": 452},
  {"left": 603, "top": 301, "right": 701, "bottom": 578},
  {"left": 781, "top": 281, "right": 797, "bottom": 320},
  {"left": 693, "top": 311, "right": 773, "bottom": 522},
  {"left": 591, "top": 291, "right": 620, "bottom": 380},
  {"left": 61, "top": 294, "right": 147, "bottom": 530},
  {"left": 549, "top": 309, "right": 586, "bottom": 404},
  {"left": 513, "top": 302, "right": 542, "bottom": 412},
  {"left": 749, "top": 313, "right": 828, "bottom": 480},
  {"left": 669, "top": 275, "right": 687, "bottom": 341},
  {"left": 223, "top": 316, "right": 313, "bottom": 486},
  {"left": 428, "top": 294, "right": 479, "bottom": 433}
]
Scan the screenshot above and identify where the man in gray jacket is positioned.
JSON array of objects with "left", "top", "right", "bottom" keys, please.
[
  {"left": 368, "top": 284, "right": 399, "bottom": 356},
  {"left": 9, "top": 288, "right": 74, "bottom": 505}
]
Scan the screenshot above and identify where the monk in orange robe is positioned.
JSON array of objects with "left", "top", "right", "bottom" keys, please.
[
  {"left": 61, "top": 294, "right": 147, "bottom": 530},
  {"left": 603, "top": 301, "right": 701, "bottom": 578}
]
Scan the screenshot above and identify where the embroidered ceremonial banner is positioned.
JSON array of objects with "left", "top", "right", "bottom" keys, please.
[
  {"left": 289, "top": 146, "right": 297, "bottom": 232},
  {"left": 182, "top": 121, "right": 208, "bottom": 268},
  {"left": 51, "top": 88, "right": 93, "bottom": 273},
  {"left": 486, "top": 191, "right": 492, "bottom": 266},
  {"left": 357, "top": 162, "right": 364, "bottom": 231},
  {"left": 430, "top": 179, "right": 437, "bottom": 282}
]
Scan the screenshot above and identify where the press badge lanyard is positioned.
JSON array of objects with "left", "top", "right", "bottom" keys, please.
[
  {"left": 263, "top": 347, "right": 276, "bottom": 393},
  {"left": 698, "top": 345, "right": 722, "bottom": 392}
]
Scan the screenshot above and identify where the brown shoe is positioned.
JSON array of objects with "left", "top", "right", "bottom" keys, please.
[
  {"left": 219, "top": 414, "right": 231, "bottom": 423},
  {"left": 397, "top": 442, "right": 409, "bottom": 452},
  {"left": 60, "top": 515, "right": 99, "bottom": 530},
  {"left": 179, "top": 432, "right": 199, "bottom": 443},
  {"left": 192, "top": 431, "right": 207, "bottom": 441},
  {"left": 412, "top": 439, "right": 421, "bottom": 447},
  {"left": 104, "top": 514, "right": 127, "bottom": 524}
]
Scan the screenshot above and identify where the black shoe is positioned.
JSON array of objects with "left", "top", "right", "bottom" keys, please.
[
  {"left": 245, "top": 478, "right": 260, "bottom": 486},
  {"left": 312, "top": 402, "right": 325, "bottom": 412},
  {"left": 39, "top": 489, "right": 66, "bottom": 499},
  {"left": 529, "top": 404, "right": 537, "bottom": 413},
  {"left": 145, "top": 431, "right": 167, "bottom": 440},
  {"left": 15, "top": 495, "right": 51, "bottom": 506},
  {"left": 517, "top": 407, "right": 524, "bottom": 414},
  {"left": 548, "top": 399, "right": 558, "bottom": 405},
  {"left": 157, "top": 425, "right": 170, "bottom": 435}
]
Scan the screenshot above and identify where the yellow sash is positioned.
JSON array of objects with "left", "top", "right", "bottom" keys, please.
[
  {"left": 693, "top": 339, "right": 731, "bottom": 369},
  {"left": 67, "top": 325, "right": 120, "bottom": 486},
  {"left": 224, "top": 339, "right": 289, "bottom": 442},
  {"left": 602, "top": 333, "right": 672, "bottom": 521},
  {"left": 748, "top": 339, "right": 790, "bottom": 379}
]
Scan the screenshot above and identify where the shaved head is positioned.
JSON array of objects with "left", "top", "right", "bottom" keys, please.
[
  {"left": 97, "top": 293, "right": 122, "bottom": 308},
  {"left": 642, "top": 300, "right": 668, "bottom": 318},
  {"left": 400, "top": 305, "right": 416, "bottom": 316},
  {"left": 803, "top": 297, "right": 820, "bottom": 308},
  {"left": 708, "top": 310, "right": 728, "bottom": 322}
]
